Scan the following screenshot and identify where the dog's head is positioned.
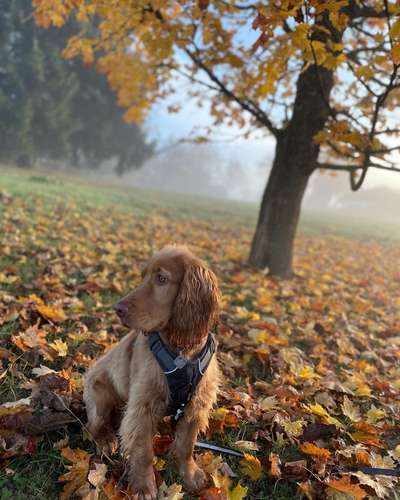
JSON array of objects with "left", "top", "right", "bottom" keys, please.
[{"left": 114, "top": 245, "right": 220, "bottom": 349}]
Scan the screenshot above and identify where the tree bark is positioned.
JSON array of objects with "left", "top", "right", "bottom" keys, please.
[{"left": 248, "top": 63, "right": 334, "bottom": 278}]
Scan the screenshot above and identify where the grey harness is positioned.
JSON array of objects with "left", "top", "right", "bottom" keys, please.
[{"left": 148, "top": 332, "right": 216, "bottom": 426}]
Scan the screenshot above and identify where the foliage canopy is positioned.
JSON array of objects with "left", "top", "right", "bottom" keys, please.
[{"left": 33, "top": 0, "right": 400, "bottom": 188}]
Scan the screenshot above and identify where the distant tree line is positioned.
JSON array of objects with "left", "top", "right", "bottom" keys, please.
[{"left": 0, "top": 0, "right": 153, "bottom": 174}]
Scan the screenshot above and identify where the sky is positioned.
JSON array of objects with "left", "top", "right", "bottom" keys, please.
[{"left": 146, "top": 87, "right": 400, "bottom": 194}]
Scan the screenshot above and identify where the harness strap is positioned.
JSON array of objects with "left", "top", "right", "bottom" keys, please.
[{"left": 148, "top": 332, "right": 216, "bottom": 425}]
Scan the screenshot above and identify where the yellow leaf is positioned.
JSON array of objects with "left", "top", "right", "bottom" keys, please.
[
  {"left": 304, "top": 403, "right": 343, "bottom": 428},
  {"left": 229, "top": 482, "right": 248, "bottom": 500},
  {"left": 49, "top": 339, "right": 68, "bottom": 357},
  {"left": 211, "top": 470, "right": 231, "bottom": 491},
  {"left": 295, "top": 365, "right": 321, "bottom": 380},
  {"left": 365, "top": 405, "right": 385, "bottom": 423},
  {"left": 36, "top": 304, "right": 66, "bottom": 323},
  {"left": 239, "top": 453, "right": 262, "bottom": 481},
  {"left": 390, "top": 19, "right": 400, "bottom": 38},
  {"left": 391, "top": 45, "right": 400, "bottom": 65},
  {"left": 282, "top": 419, "right": 306, "bottom": 437}
]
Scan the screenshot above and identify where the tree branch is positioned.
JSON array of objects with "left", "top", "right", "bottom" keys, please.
[
  {"left": 184, "top": 48, "right": 280, "bottom": 138},
  {"left": 317, "top": 162, "right": 400, "bottom": 174}
]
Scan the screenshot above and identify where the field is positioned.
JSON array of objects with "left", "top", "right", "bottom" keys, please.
[{"left": 1, "top": 167, "right": 400, "bottom": 499}]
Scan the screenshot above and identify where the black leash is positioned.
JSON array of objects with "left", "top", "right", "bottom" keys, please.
[{"left": 195, "top": 441, "right": 400, "bottom": 476}]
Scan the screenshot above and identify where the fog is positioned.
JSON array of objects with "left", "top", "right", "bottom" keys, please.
[{"left": 78, "top": 142, "right": 400, "bottom": 225}]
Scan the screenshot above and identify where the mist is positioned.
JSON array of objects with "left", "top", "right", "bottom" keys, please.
[{"left": 74, "top": 142, "right": 400, "bottom": 227}]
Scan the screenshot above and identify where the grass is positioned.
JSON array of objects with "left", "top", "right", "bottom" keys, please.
[
  {"left": 1, "top": 165, "right": 400, "bottom": 242},
  {"left": 0, "top": 165, "right": 399, "bottom": 499}
]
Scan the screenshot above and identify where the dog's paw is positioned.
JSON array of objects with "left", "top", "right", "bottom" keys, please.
[
  {"left": 182, "top": 462, "right": 209, "bottom": 493},
  {"left": 131, "top": 469, "right": 158, "bottom": 500}
]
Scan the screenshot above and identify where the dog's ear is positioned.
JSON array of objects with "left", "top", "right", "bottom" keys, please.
[{"left": 167, "top": 263, "right": 220, "bottom": 349}]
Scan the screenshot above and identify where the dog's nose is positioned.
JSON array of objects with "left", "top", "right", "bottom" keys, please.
[{"left": 114, "top": 302, "right": 128, "bottom": 317}]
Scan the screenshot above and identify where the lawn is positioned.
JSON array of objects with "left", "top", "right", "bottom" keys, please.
[{"left": 0, "top": 166, "right": 400, "bottom": 499}]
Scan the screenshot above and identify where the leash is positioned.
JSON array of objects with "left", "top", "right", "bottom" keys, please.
[{"left": 194, "top": 441, "right": 400, "bottom": 476}]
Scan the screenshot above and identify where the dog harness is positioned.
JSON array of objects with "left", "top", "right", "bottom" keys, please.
[{"left": 148, "top": 332, "right": 216, "bottom": 426}]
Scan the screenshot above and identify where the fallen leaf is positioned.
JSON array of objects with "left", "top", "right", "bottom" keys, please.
[
  {"left": 239, "top": 453, "right": 262, "bottom": 481},
  {"left": 300, "top": 442, "right": 331, "bottom": 460},
  {"left": 326, "top": 476, "right": 367, "bottom": 500},
  {"left": 88, "top": 462, "right": 107, "bottom": 487},
  {"left": 158, "top": 481, "right": 184, "bottom": 500},
  {"left": 59, "top": 447, "right": 92, "bottom": 500}
]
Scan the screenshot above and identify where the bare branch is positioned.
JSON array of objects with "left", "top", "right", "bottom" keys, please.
[
  {"left": 317, "top": 162, "right": 400, "bottom": 174},
  {"left": 184, "top": 48, "right": 281, "bottom": 137}
]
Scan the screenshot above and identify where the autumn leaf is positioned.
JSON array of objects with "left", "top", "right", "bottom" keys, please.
[
  {"left": 87, "top": 462, "right": 107, "bottom": 488},
  {"left": 32, "top": 365, "right": 57, "bottom": 377},
  {"left": 300, "top": 442, "right": 331, "bottom": 461},
  {"left": 341, "top": 396, "right": 361, "bottom": 422},
  {"left": 49, "top": 339, "right": 68, "bottom": 357},
  {"left": 234, "top": 441, "right": 259, "bottom": 452},
  {"left": 304, "top": 403, "right": 343, "bottom": 428},
  {"left": 326, "top": 476, "right": 367, "bottom": 500},
  {"left": 239, "top": 454, "right": 262, "bottom": 481},
  {"left": 59, "top": 447, "right": 91, "bottom": 500},
  {"left": 259, "top": 395, "right": 278, "bottom": 411},
  {"left": 158, "top": 481, "right": 184, "bottom": 500},
  {"left": 268, "top": 452, "right": 281, "bottom": 478},
  {"left": 229, "top": 482, "right": 248, "bottom": 500},
  {"left": 36, "top": 304, "right": 66, "bottom": 323}
]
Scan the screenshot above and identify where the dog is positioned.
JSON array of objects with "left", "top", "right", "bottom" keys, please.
[{"left": 83, "top": 245, "right": 221, "bottom": 499}]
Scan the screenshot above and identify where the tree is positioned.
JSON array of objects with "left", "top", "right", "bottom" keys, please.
[
  {"left": 33, "top": 1, "right": 400, "bottom": 277},
  {"left": 0, "top": 0, "right": 153, "bottom": 173}
]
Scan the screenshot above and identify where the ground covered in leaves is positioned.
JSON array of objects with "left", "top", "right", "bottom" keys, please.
[{"left": 1, "top": 172, "right": 400, "bottom": 499}]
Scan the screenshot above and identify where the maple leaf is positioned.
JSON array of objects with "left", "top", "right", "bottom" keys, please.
[
  {"left": 158, "top": 481, "right": 184, "bottom": 500},
  {"left": 239, "top": 453, "right": 262, "bottom": 481},
  {"left": 49, "top": 339, "right": 68, "bottom": 357},
  {"left": 229, "top": 482, "right": 248, "bottom": 500},
  {"left": 341, "top": 396, "right": 361, "bottom": 422},
  {"left": 59, "top": 447, "right": 91, "bottom": 500},
  {"left": 304, "top": 403, "right": 343, "bottom": 428},
  {"left": 326, "top": 476, "right": 367, "bottom": 500},
  {"left": 300, "top": 442, "right": 331, "bottom": 461},
  {"left": 36, "top": 304, "right": 66, "bottom": 323}
]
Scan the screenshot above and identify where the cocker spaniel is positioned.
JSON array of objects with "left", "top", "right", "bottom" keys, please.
[{"left": 83, "top": 245, "right": 221, "bottom": 499}]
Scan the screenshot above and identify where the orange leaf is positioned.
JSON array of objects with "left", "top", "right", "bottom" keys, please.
[
  {"left": 59, "top": 447, "right": 91, "bottom": 500},
  {"left": 300, "top": 442, "right": 331, "bottom": 461},
  {"left": 327, "top": 476, "right": 367, "bottom": 499}
]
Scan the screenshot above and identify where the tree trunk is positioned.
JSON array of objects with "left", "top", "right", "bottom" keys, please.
[
  {"left": 248, "top": 145, "right": 313, "bottom": 278},
  {"left": 248, "top": 63, "right": 334, "bottom": 278}
]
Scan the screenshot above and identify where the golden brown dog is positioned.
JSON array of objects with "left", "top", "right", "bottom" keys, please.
[{"left": 83, "top": 245, "right": 220, "bottom": 499}]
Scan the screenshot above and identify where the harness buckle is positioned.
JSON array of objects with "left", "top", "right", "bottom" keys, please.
[{"left": 174, "top": 355, "right": 187, "bottom": 369}]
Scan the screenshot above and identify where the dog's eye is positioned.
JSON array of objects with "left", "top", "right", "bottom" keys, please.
[{"left": 156, "top": 273, "right": 168, "bottom": 285}]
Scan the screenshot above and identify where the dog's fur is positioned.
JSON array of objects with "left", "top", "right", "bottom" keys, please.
[{"left": 83, "top": 245, "right": 221, "bottom": 499}]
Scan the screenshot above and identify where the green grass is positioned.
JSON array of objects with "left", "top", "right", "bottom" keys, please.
[{"left": 1, "top": 165, "right": 400, "bottom": 243}]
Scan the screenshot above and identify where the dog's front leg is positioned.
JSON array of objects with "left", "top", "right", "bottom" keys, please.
[
  {"left": 172, "top": 415, "right": 209, "bottom": 493},
  {"left": 119, "top": 402, "right": 158, "bottom": 500}
]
